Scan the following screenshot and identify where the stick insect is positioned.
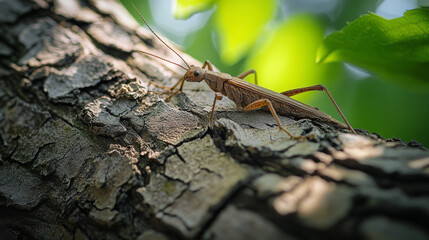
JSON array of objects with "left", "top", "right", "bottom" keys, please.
[{"left": 131, "top": 3, "right": 356, "bottom": 140}]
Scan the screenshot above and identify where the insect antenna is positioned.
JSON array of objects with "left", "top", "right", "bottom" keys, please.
[
  {"left": 134, "top": 50, "right": 188, "bottom": 71},
  {"left": 131, "top": 2, "right": 191, "bottom": 70}
]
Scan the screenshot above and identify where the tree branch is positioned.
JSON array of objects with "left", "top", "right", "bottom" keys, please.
[{"left": 0, "top": 0, "right": 428, "bottom": 239}]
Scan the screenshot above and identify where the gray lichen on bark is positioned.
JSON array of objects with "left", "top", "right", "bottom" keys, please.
[{"left": 0, "top": 0, "right": 429, "bottom": 240}]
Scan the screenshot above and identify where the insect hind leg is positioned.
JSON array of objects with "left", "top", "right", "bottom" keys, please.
[
  {"left": 280, "top": 84, "right": 356, "bottom": 134},
  {"left": 243, "top": 99, "right": 306, "bottom": 141}
]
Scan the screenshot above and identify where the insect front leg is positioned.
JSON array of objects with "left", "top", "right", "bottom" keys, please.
[
  {"left": 148, "top": 76, "right": 184, "bottom": 94},
  {"left": 165, "top": 77, "right": 185, "bottom": 101},
  {"left": 280, "top": 84, "right": 356, "bottom": 134},
  {"left": 209, "top": 92, "right": 223, "bottom": 122},
  {"left": 202, "top": 60, "right": 214, "bottom": 70},
  {"left": 243, "top": 98, "right": 306, "bottom": 141}
]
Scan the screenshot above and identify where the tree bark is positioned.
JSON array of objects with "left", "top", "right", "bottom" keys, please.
[{"left": 1, "top": 0, "right": 429, "bottom": 239}]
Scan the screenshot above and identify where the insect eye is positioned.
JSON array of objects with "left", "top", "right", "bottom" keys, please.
[{"left": 193, "top": 71, "right": 200, "bottom": 77}]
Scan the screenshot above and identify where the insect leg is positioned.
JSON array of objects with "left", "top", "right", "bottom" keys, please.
[
  {"left": 236, "top": 69, "right": 257, "bottom": 85},
  {"left": 209, "top": 92, "right": 223, "bottom": 122},
  {"left": 280, "top": 84, "right": 356, "bottom": 134},
  {"left": 243, "top": 99, "right": 305, "bottom": 140},
  {"left": 148, "top": 75, "right": 184, "bottom": 95},
  {"left": 165, "top": 77, "right": 185, "bottom": 101},
  {"left": 202, "top": 60, "right": 214, "bottom": 70},
  {"left": 147, "top": 81, "right": 171, "bottom": 91}
]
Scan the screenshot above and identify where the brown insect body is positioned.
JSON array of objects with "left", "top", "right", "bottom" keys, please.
[{"left": 186, "top": 66, "right": 346, "bottom": 129}]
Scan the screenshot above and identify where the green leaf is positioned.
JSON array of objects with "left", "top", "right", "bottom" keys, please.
[
  {"left": 317, "top": 8, "right": 429, "bottom": 89},
  {"left": 174, "top": 0, "right": 215, "bottom": 19},
  {"left": 215, "top": 0, "right": 275, "bottom": 64}
]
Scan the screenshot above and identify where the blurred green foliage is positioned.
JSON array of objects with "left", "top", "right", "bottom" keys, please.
[
  {"left": 214, "top": 0, "right": 275, "bottom": 64},
  {"left": 122, "top": 0, "right": 429, "bottom": 147},
  {"left": 174, "top": 0, "right": 214, "bottom": 19}
]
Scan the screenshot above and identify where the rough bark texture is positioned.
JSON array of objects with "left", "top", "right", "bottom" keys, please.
[{"left": 1, "top": 0, "right": 429, "bottom": 240}]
